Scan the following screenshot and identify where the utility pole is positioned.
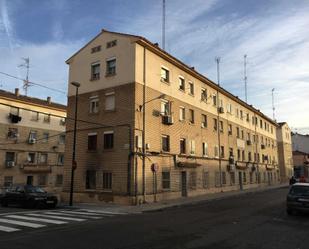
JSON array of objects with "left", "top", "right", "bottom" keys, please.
[
  {"left": 215, "top": 57, "right": 222, "bottom": 188},
  {"left": 244, "top": 54, "right": 248, "bottom": 103},
  {"left": 162, "top": 0, "right": 166, "bottom": 50},
  {"left": 19, "top": 57, "right": 30, "bottom": 96},
  {"left": 272, "top": 88, "right": 275, "bottom": 121}
]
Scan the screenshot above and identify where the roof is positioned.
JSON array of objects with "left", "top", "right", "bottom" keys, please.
[
  {"left": 66, "top": 29, "right": 278, "bottom": 126},
  {"left": 293, "top": 150, "right": 309, "bottom": 156},
  {"left": 0, "top": 89, "right": 66, "bottom": 111}
]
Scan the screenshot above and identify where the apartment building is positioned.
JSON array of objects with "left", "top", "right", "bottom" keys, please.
[
  {"left": 0, "top": 88, "right": 66, "bottom": 195},
  {"left": 63, "top": 29, "right": 280, "bottom": 204},
  {"left": 276, "top": 122, "right": 293, "bottom": 182}
]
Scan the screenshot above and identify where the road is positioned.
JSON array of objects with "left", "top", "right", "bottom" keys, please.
[{"left": 0, "top": 187, "right": 308, "bottom": 249}]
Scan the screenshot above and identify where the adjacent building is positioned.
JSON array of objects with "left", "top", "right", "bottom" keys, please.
[
  {"left": 276, "top": 122, "right": 293, "bottom": 182},
  {"left": 0, "top": 88, "right": 66, "bottom": 195},
  {"left": 292, "top": 133, "right": 309, "bottom": 180},
  {"left": 63, "top": 29, "right": 280, "bottom": 204}
]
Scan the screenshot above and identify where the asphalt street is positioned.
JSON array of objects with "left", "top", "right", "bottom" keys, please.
[{"left": 0, "top": 186, "right": 308, "bottom": 249}]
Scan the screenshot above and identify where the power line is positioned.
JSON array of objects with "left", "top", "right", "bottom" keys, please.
[{"left": 0, "top": 71, "right": 67, "bottom": 94}]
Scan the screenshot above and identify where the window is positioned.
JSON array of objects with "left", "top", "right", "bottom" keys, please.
[
  {"left": 4, "top": 176, "right": 13, "bottom": 187},
  {"left": 105, "top": 93, "right": 115, "bottom": 111},
  {"left": 228, "top": 124, "right": 232, "bottom": 135},
  {"left": 241, "top": 130, "right": 244, "bottom": 139},
  {"left": 161, "top": 67, "right": 169, "bottom": 82},
  {"left": 162, "top": 171, "right": 170, "bottom": 190},
  {"left": 213, "top": 118, "right": 218, "bottom": 131},
  {"left": 59, "top": 134, "right": 65, "bottom": 144},
  {"left": 86, "top": 170, "right": 96, "bottom": 189},
  {"left": 27, "top": 153, "right": 35, "bottom": 163},
  {"left": 39, "top": 153, "right": 48, "bottom": 164},
  {"left": 236, "top": 108, "right": 239, "bottom": 118},
  {"left": 56, "top": 174, "right": 63, "bottom": 186},
  {"left": 189, "top": 172, "right": 197, "bottom": 189},
  {"left": 188, "top": 82, "right": 194, "bottom": 95},
  {"left": 179, "top": 106, "right": 185, "bottom": 121},
  {"left": 59, "top": 117, "right": 66, "bottom": 126},
  {"left": 104, "top": 131, "right": 114, "bottom": 149},
  {"left": 229, "top": 148, "right": 234, "bottom": 157},
  {"left": 202, "top": 142, "right": 208, "bottom": 157},
  {"left": 246, "top": 113, "right": 250, "bottom": 122},
  {"left": 106, "top": 58, "right": 116, "bottom": 76},
  {"left": 180, "top": 138, "right": 186, "bottom": 154},
  {"left": 215, "top": 172, "right": 220, "bottom": 187},
  {"left": 31, "top": 111, "right": 39, "bottom": 121},
  {"left": 240, "top": 110, "right": 243, "bottom": 120},
  {"left": 237, "top": 149, "right": 241, "bottom": 160},
  {"left": 162, "top": 135, "right": 170, "bottom": 152},
  {"left": 5, "top": 152, "right": 15, "bottom": 164},
  {"left": 91, "top": 63, "right": 100, "bottom": 80},
  {"left": 247, "top": 132, "right": 251, "bottom": 141},
  {"left": 260, "top": 119, "right": 263, "bottom": 128},
  {"left": 91, "top": 45, "right": 101, "bottom": 53},
  {"left": 190, "top": 140, "right": 196, "bottom": 155},
  {"left": 103, "top": 172, "right": 112, "bottom": 190},
  {"left": 38, "top": 174, "right": 47, "bottom": 186},
  {"left": 179, "top": 77, "right": 185, "bottom": 91},
  {"left": 201, "top": 114, "right": 207, "bottom": 128},
  {"left": 219, "top": 120, "right": 223, "bottom": 132},
  {"left": 89, "top": 97, "right": 99, "bottom": 113},
  {"left": 243, "top": 172, "right": 247, "bottom": 183},
  {"left": 161, "top": 100, "right": 171, "bottom": 115},
  {"left": 29, "top": 130, "right": 37, "bottom": 140},
  {"left": 201, "top": 88, "right": 207, "bottom": 101},
  {"left": 7, "top": 128, "right": 18, "bottom": 139},
  {"left": 222, "top": 172, "right": 226, "bottom": 185},
  {"left": 43, "top": 114, "right": 51, "bottom": 123},
  {"left": 242, "top": 151, "right": 245, "bottom": 161},
  {"left": 248, "top": 152, "right": 252, "bottom": 161},
  {"left": 58, "top": 154, "right": 64, "bottom": 165},
  {"left": 220, "top": 146, "right": 225, "bottom": 158},
  {"left": 189, "top": 109, "right": 194, "bottom": 124},
  {"left": 214, "top": 145, "right": 219, "bottom": 158},
  {"left": 227, "top": 103, "right": 232, "bottom": 114},
  {"left": 203, "top": 171, "right": 209, "bottom": 188},
  {"left": 212, "top": 94, "right": 217, "bottom": 106},
  {"left": 42, "top": 133, "right": 49, "bottom": 143},
  {"left": 88, "top": 133, "right": 97, "bottom": 151},
  {"left": 106, "top": 40, "right": 117, "bottom": 48}
]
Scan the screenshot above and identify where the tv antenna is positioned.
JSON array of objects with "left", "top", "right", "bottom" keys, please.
[
  {"left": 244, "top": 54, "right": 248, "bottom": 102},
  {"left": 18, "top": 57, "right": 30, "bottom": 96}
]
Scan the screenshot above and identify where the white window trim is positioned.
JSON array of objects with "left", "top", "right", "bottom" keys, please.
[
  {"left": 106, "top": 57, "right": 116, "bottom": 62},
  {"left": 104, "top": 131, "right": 114, "bottom": 135},
  {"left": 105, "top": 92, "right": 115, "bottom": 96},
  {"left": 91, "top": 61, "right": 100, "bottom": 66},
  {"left": 88, "top": 132, "right": 97, "bottom": 136}
]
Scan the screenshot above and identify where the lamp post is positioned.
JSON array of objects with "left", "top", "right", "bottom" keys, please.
[{"left": 69, "top": 81, "right": 80, "bottom": 206}]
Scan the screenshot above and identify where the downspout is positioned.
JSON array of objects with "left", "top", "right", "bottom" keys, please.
[{"left": 142, "top": 46, "right": 146, "bottom": 203}]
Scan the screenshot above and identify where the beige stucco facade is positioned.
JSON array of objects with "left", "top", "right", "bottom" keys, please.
[
  {"left": 63, "top": 30, "right": 280, "bottom": 204},
  {"left": 277, "top": 122, "right": 293, "bottom": 182},
  {"left": 0, "top": 89, "right": 66, "bottom": 196}
]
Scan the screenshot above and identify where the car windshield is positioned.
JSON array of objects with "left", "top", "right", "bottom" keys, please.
[
  {"left": 290, "top": 186, "right": 309, "bottom": 195},
  {"left": 25, "top": 186, "right": 46, "bottom": 193}
]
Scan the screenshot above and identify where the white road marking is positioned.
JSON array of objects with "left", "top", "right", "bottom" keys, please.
[
  {"left": 0, "top": 225, "right": 20, "bottom": 232},
  {"left": 0, "top": 218, "right": 45, "bottom": 228},
  {"left": 6, "top": 215, "right": 67, "bottom": 225},
  {"left": 43, "top": 211, "right": 101, "bottom": 219},
  {"left": 26, "top": 213, "right": 86, "bottom": 222},
  {"left": 78, "top": 209, "right": 127, "bottom": 215},
  {"left": 59, "top": 210, "right": 112, "bottom": 217}
]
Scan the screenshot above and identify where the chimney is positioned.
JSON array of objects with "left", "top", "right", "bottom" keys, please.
[
  {"left": 15, "top": 88, "right": 19, "bottom": 96},
  {"left": 154, "top": 43, "right": 159, "bottom": 46},
  {"left": 47, "top": 96, "right": 51, "bottom": 104}
]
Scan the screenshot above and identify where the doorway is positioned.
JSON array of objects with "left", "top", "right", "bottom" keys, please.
[
  {"left": 238, "top": 171, "right": 243, "bottom": 190},
  {"left": 27, "top": 175, "right": 33, "bottom": 185},
  {"left": 181, "top": 171, "right": 187, "bottom": 197}
]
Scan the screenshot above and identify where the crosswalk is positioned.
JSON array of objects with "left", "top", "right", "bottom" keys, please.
[{"left": 0, "top": 209, "right": 128, "bottom": 233}]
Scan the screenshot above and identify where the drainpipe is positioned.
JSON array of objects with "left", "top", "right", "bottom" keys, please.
[{"left": 142, "top": 47, "right": 146, "bottom": 203}]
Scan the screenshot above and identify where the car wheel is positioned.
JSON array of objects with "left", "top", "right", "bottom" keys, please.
[{"left": 287, "top": 208, "right": 293, "bottom": 215}]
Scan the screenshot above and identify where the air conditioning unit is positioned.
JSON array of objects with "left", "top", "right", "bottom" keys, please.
[
  {"left": 228, "top": 131, "right": 232, "bottom": 135},
  {"left": 247, "top": 140, "right": 252, "bottom": 145},
  {"left": 229, "top": 156, "right": 235, "bottom": 165},
  {"left": 135, "top": 135, "right": 142, "bottom": 149},
  {"left": 227, "top": 164, "right": 235, "bottom": 171},
  {"left": 218, "top": 107, "right": 224, "bottom": 113},
  {"left": 28, "top": 138, "right": 36, "bottom": 144},
  {"left": 201, "top": 123, "right": 205, "bottom": 128},
  {"left": 162, "top": 115, "right": 174, "bottom": 125},
  {"left": 6, "top": 161, "right": 15, "bottom": 167}
]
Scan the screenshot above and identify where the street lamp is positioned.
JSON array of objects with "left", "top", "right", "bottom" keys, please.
[{"left": 69, "top": 81, "right": 80, "bottom": 206}]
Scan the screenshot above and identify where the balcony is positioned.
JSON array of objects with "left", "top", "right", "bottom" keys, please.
[
  {"left": 161, "top": 115, "right": 174, "bottom": 125},
  {"left": 21, "top": 162, "right": 51, "bottom": 173}
]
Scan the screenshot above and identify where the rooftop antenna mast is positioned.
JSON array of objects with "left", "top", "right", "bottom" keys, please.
[
  {"left": 162, "top": 0, "right": 166, "bottom": 50},
  {"left": 19, "top": 57, "right": 30, "bottom": 96},
  {"left": 272, "top": 88, "right": 275, "bottom": 121},
  {"left": 244, "top": 54, "right": 248, "bottom": 103}
]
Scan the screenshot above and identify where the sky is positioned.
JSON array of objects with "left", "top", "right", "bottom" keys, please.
[{"left": 0, "top": 0, "right": 308, "bottom": 134}]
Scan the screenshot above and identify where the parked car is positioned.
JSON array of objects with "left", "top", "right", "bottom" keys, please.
[
  {"left": 0, "top": 185, "right": 58, "bottom": 208},
  {"left": 286, "top": 183, "right": 309, "bottom": 215}
]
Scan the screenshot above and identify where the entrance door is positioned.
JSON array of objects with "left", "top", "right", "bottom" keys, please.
[
  {"left": 181, "top": 171, "right": 187, "bottom": 197},
  {"left": 26, "top": 175, "right": 33, "bottom": 185},
  {"left": 238, "top": 171, "right": 243, "bottom": 190}
]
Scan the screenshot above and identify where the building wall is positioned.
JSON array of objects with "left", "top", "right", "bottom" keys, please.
[
  {"left": 0, "top": 95, "right": 66, "bottom": 196},
  {"left": 292, "top": 133, "right": 309, "bottom": 154},
  {"left": 277, "top": 123, "right": 293, "bottom": 182}
]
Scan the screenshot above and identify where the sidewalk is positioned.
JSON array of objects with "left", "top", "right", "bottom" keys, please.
[{"left": 60, "top": 184, "right": 289, "bottom": 214}]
